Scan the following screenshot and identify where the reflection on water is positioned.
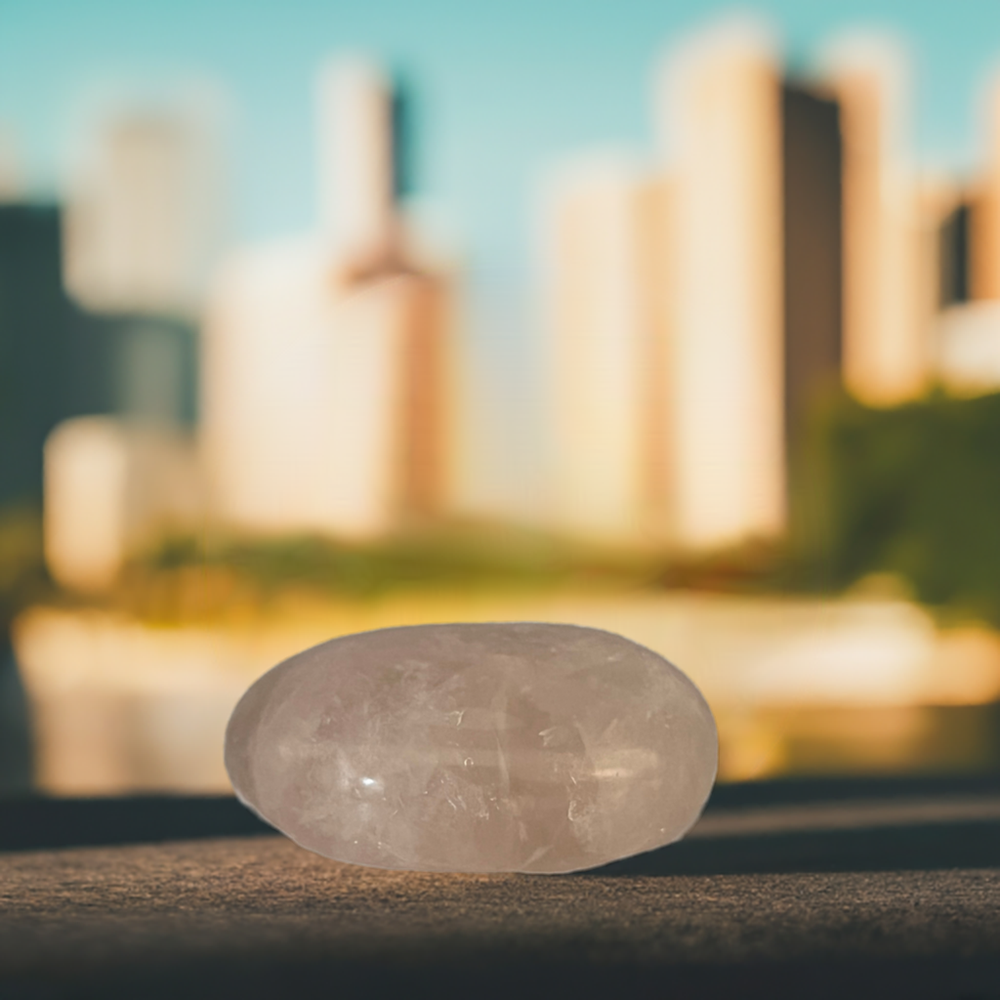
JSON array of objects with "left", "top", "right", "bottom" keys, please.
[
  {"left": 718, "top": 703, "right": 1000, "bottom": 781},
  {"left": 13, "top": 590, "right": 1000, "bottom": 795}
]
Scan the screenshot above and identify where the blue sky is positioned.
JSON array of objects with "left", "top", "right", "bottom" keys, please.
[
  {"left": 4, "top": 0, "right": 1000, "bottom": 511},
  {"left": 4, "top": 1, "right": 1000, "bottom": 254}
]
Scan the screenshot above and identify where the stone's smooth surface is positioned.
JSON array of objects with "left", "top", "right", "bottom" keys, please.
[{"left": 225, "top": 622, "right": 718, "bottom": 874}]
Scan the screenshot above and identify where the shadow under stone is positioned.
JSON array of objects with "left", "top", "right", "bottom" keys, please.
[
  {"left": 0, "top": 795, "right": 274, "bottom": 852},
  {"left": 587, "top": 818, "right": 1000, "bottom": 877},
  {"left": 5, "top": 772, "right": 1000, "bottom": 879}
]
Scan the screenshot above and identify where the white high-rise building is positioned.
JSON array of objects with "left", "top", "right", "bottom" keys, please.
[
  {"left": 44, "top": 418, "right": 202, "bottom": 592},
  {"left": 926, "top": 75, "right": 1000, "bottom": 397},
  {"left": 202, "top": 57, "right": 450, "bottom": 541},
  {"left": 544, "top": 156, "right": 668, "bottom": 544},
  {"left": 656, "top": 22, "right": 786, "bottom": 551},
  {"left": 549, "top": 23, "right": 790, "bottom": 552},
  {"left": 63, "top": 99, "right": 224, "bottom": 315},
  {"left": 203, "top": 242, "right": 447, "bottom": 538},
  {"left": 819, "top": 35, "right": 927, "bottom": 405},
  {"left": 317, "top": 58, "right": 396, "bottom": 256}
]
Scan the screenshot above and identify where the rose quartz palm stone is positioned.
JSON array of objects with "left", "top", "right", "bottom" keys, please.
[{"left": 225, "top": 622, "right": 718, "bottom": 873}]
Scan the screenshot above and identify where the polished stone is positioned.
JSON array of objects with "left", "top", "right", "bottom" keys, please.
[{"left": 225, "top": 622, "right": 717, "bottom": 873}]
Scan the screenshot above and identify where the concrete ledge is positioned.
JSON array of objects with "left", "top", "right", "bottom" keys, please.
[{"left": 2, "top": 778, "right": 1000, "bottom": 998}]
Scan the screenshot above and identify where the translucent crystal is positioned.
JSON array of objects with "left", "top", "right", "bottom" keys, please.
[{"left": 225, "top": 622, "right": 718, "bottom": 873}]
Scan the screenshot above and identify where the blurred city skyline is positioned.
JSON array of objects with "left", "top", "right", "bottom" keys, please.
[
  {"left": 4, "top": 2, "right": 1000, "bottom": 237},
  {"left": 10, "top": 3, "right": 1000, "bottom": 792},
  {"left": 7, "top": 2, "right": 1000, "bottom": 514}
]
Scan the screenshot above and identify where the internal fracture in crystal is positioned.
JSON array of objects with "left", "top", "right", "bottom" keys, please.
[{"left": 225, "top": 622, "right": 718, "bottom": 873}]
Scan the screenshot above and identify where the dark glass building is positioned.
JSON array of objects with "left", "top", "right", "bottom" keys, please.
[
  {"left": 0, "top": 202, "right": 197, "bottom": 508},
  {"left": 781, "top": 83, "right": 844, "bottom": 452}
]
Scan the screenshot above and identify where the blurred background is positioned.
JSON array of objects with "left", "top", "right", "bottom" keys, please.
[{"left": 4, "top": 0, "right": 1000, "bottom": 798}]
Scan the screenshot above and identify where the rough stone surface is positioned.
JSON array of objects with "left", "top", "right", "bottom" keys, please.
[
  {"left": 225, "top": 622, "right": 717, "bottom": 873},
  {"left": 6, "top": 838, "right": 1000, "bottom": 1000}
]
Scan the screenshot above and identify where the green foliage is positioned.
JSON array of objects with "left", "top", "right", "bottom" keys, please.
[
  {"left": 148, "top": 526, "right": 587, "bottom": 598},
  {"left": 792, "top": 390, "right": 1000, "bottom": 624},
  {"left": 0, "top": 505, "right": 48, "bottom": 628},
  {"left": 101, "top": 522, "right": 671, "bottom": 622}
]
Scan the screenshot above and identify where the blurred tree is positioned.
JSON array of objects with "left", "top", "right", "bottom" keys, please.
[
  {"left": 792, "top": 390, "right": 1000, "bottom": 624},
  {"left": 0, "top": 506, "right": 47, "bottom": 627}
]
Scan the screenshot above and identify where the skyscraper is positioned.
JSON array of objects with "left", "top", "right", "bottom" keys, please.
[
  {"left": 59, "top": 102, "right": 209, "bottom": 440},
  {"left": 202, "top": 57, "right": 451, "bottom": 540},
  {"left": 927, "top": 75, "right": 1000, "bottom": 397},
  {"left": 44, "top": 418, "right": 201, "bottom": 591},
  {"left": 317, "top": 58, "right": 396, "bottom": 260},
  {"left": 968, "top": 74, "right": 1000, "bottom": 301},
  {"left": 936, "top": 193, "right": 971, "bottom": 310},
  {"left": 545, "top": 157, "right": 668, "bottom": 544},
  {"left": 548, "top": 25, "right": 853, "bottom": 551},
  {"left": 781, "top": 82, "right": 843, "bottom": 450},
  {"left": 820, "top": 36, "right": 927, "bottom": 405},
  {"left": 0, "top": 195, "right": 199, "bottom": 598},
  {"left": 0, "top": 205, "right": 74, "bottom": 508},
  {"left": 63, "top": 102, "right": 223, "bottom": 316},
  {"left": 657, "top": 23, "right": 785, "bottom": 551}
]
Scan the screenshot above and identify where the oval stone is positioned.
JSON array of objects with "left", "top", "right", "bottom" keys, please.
[{"left": 225, "top": 622, "right": 718, "bottom": 874}]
